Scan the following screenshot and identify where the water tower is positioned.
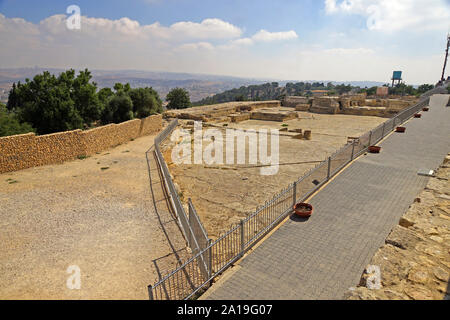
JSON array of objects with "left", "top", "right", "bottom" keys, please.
[{"left": 391, "top": 71, "right": 402, "bottom": 87}]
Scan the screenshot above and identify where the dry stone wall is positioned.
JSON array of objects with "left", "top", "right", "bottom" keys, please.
[{"left": 0, "top": 114, "right": 162, "bottom": 174}]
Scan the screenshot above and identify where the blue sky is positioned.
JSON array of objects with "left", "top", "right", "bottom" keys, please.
[{"left": 1, "top": 0, "right": 449, "bottom": 83}]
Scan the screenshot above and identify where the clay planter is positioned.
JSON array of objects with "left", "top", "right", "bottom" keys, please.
[
  {"left": 414, "top": 113, "right": 422, "bottom": 118},
  {"left": 422, "top": 107, "right": 429, "bottom": 112},
  {"left": 293, "top": 203, "right": 313, "bottom": 218},
  {"left": 368, "top": 146, "right": 381, "bottom": 153},
  {"left": 395, "top": 126, "right": 406, "bottom": 133}
]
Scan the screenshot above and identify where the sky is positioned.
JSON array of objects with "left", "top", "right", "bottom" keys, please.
[{"left": 1, "top": 0, "right": 450, "bottom": 84}]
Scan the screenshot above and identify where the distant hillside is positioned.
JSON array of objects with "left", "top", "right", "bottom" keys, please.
[
  {"left": 0, "top": 68, "right": 268, "bottom": 103},
  {"left": 193, "top": 81, "right": 362, "bottom": 105}
]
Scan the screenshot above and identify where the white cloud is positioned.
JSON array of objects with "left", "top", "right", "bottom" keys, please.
[
  {"left": 325, "top": 0, "right": 450, "bottom": 32},
  {"left": 251, "top": 29, "right": 298, "bottom": 42},
  {"left": 0, "top": 12, "right": 445, "bottom": 84}
]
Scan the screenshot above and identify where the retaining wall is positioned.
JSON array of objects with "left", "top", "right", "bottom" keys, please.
[{"left": 0, "top": 114, "right": 162, "bottom": 174}]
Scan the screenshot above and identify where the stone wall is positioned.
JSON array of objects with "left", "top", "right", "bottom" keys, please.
[{"left": 0, "top": 114, "right": 162, "bottom": 174}]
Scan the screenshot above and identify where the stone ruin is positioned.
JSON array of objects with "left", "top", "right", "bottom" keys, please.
[
  {"left": 282, "top": 94, "right": 418, "bottom": 117},
  {"left": 164, "top": 100, "right": 297, "bottom": 123}
]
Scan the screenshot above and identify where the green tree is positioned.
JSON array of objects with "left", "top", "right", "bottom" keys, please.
[
  {"left": 166, "top": 88, "right": 191, "bottom": 109},
  {"left": 101, "top": 91, "right": 134, "bottom": 124},
  {"left": 98, "top": 87, "right": 114, "bottom": 106},
  {"left": 129, "top": 87, "right": 163, "bottom": 118},
  {"left": 11, "top": 71, "right": 84, "bottom": 134},
  {"left": 71, "top": 69, "right": 102, "bottom": 125},
  {"left": 0, "top": 103, "right": 34, "bottom": 137},
  {"left": 417, "top": 84, "right": 434, "bottom": 95}
]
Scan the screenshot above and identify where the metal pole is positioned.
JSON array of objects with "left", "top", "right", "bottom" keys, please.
[
  {"left": 188, "top": 199, "right": 193, "bottom": 248},
  {"left": 368, "top": 130, "right": 372, "bottom": 147},
  {"left": 207, "top": 239, "right": 213, "bottom": 279},
  {"left": 293, "top": 182, "right": 297, "bottom": 207},
  {"left": 351, "top": 141, "right": 355, "bottom": 160},
  {"left": 381, "top": 123, "right": 385, "bottom": 138},
  {"left": 240, "top": 220, "right": 245, "bottom": 257},
  {"left": 327, "top": 156, "right": 331, "bottom": 180},
  {"left": 392, "top": 116, "right": 396, "bottom": 131},
  {"left": 148, "top": 285, "right": 154, "bottom": 300}
]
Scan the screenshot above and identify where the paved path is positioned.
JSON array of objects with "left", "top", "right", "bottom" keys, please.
[{"left": 204, "top": 94, "right": 450, "bottom": 300}]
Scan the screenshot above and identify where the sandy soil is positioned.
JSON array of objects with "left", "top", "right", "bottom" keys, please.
[
  {"left": 164, "top": 111, "right": 386, "bottom": 239},
  {"left": 0, "top": 133, "right": 186, "bottom": 299}
]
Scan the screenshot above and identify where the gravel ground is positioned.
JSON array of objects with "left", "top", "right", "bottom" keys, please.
[{"left": 0, "top": 133, "right": 186, "bottom": 299}]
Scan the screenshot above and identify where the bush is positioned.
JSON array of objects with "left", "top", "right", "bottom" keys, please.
[
  {"left": 101, "top": 92, "right": 134, "bottom": 124},
  {"left": 166, "top": 88, "right": 191, "bottom": 109},
  {"left": 0, "top": 103, "right": 34, "bottom": 137},
  {"left": 129, "top": 87, "right": 163, "bottom": 118}
]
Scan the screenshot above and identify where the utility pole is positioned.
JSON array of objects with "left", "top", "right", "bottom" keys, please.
[{"left": 441, "top": 34, "right": 450, "bottom": 82}]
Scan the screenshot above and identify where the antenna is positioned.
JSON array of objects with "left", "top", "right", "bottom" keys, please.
[{"left": 440, "top": 33, "right": 450, "bottom": 82}]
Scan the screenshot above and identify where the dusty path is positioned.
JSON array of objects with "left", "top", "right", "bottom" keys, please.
[{"left": 0, "top": 133, "right": 186, "bottom": 299}]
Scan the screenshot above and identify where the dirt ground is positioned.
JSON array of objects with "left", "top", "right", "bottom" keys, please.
[
  {"left": 0, "top": 133, "right": 186, "bottom": 299},
  {"left": 164, "top": 111, "right": 386, "bottom": 239}
]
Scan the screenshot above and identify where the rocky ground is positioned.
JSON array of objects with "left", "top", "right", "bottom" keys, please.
[
  {"left": 163, "top": 111, "right": 386, "bottom": 239},
  {"left": 0, "top": 132, "right": 186, "bottom": 299},
  {"left": 346, "top": 153, "right": 450, "bottom": 300}
]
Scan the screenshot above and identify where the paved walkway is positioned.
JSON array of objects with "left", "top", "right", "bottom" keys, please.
[{"left": 204, "top": 94, "right": 450, "bottom": 300}]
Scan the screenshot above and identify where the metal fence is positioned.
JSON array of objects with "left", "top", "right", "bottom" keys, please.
[
  {"left": 146, "top": 119, "right": 211, "bottom": 288},
  {"left": 148, "top": 86, "right": 442, "bottom": 300}
]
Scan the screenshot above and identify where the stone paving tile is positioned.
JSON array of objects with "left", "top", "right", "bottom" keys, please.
[{"left": 205, "top": 95, "right": 450, "bottom": 300}]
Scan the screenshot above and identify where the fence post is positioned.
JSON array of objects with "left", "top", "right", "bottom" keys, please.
[
  {"left": 327, "top": 157, "right": 331, "bottom": 180},
  {"left": 368, "top": 130, "right": 372, "bottom": 147},
  {"left": 351, "top": 141, "right": 355, "bottom": 161},
  {"left": 240, "top": 219, "right": 245, "bottom": 257},
  {"left": 293, "top": 182, "right": 297, "bottom": 206},
  {"left": 148, "top": 285, "right": 154, "bottom": 300},
  {"left": 188, "top": 199, "right": 193, "bottom": 248},
  {"left": 207, "top": 239, "right": 213, "bottom": 279}
]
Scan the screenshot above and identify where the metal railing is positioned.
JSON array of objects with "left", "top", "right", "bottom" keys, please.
[
  {"left": 148, "top": 85, "right": 444, "bottom": 300},
  {"left": 146, "top": 119, "right": 211, "bottom": 294}
]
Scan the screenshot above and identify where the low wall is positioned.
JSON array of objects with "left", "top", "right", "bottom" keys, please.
[{"left": 0, "top": 114, "right": 162, "bottom": 174}]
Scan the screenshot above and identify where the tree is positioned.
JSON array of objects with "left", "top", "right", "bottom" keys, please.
[
  {"left": 166, "top": 88, "right": 191, "bottom": 109},
  {"left": 129, "top": 87, "right": 163, "bottom": 118},
  {"left": 11, "top": 71, "right": 84, "bottom": 134},
  {"left": 417, "top": 84, "right": 434, "bottom": 95},
  {"left": 101, "top": 91, "right": 134, "bottom": 124},
  {"left": 71, "top": 69, "right": 102, "bottom": 125},
  {"left": 0, "top": 103, "right": 34, "bottom": 137}
]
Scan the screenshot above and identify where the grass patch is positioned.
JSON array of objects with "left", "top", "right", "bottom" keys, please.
[
  {"left": 77, "top": 155, "right": 88, "bottom": 160},
  {"left": 8, "top": 180, "right": 18, "bottom": 184},
  {"left": 100, "top": 167, "right": 110, "bottom": 171},
  {"left": 122, "top": 150, "right": 130, "bottom": 153},
  {"left": 281, "top": 124, "right": 289, "bottom": 127}
]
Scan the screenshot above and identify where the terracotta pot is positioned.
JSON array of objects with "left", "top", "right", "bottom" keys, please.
[
  {"left": 414, "top": 113, "right": 422, "bottom": 118},
  {"left": 395, "top": 126, "right": 406, "bottom": 133},
  {"left": 422, "top": 107, "right": 429, "bottom": 112},
  {"left": 369, "top": 145, "right": 381, "bottom": 153},
  {"left": 293, "top": 203, "right": 313, "bottom": 218}
]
